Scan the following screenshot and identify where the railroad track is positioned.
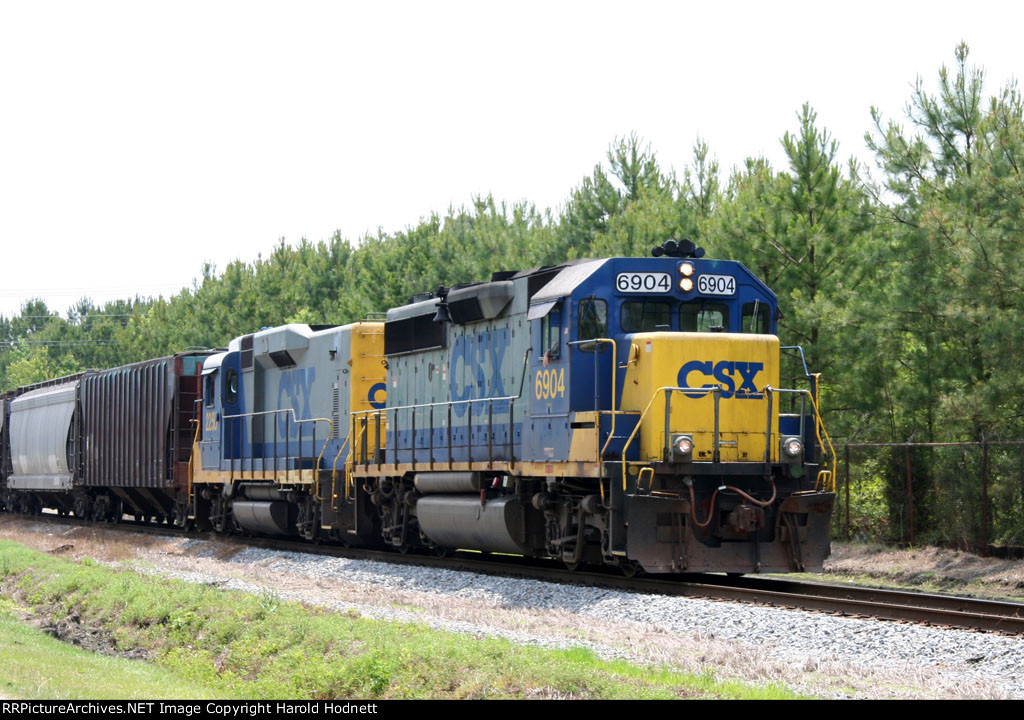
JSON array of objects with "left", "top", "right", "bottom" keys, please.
[{"left": 8, "top": 513, "right": 1024, "bottom": 635}]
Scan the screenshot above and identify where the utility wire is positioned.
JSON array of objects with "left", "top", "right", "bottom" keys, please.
[
  {"left": 0, "top": 340, "right": 119, "bottom": 347},
  {"left": 7, "top": 314, "right": 146, "bottom": 319}
]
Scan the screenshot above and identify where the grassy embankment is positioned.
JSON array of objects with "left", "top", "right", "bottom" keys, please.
[
  {"left": 0, "top": 540, "right": 802, "bottom": 700},
  {"left": 810, "top": 542, "right": 1024, "bottom": 602}
]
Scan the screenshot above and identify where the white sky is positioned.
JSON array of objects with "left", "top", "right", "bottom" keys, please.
[{"left": 0, "top": 1, "right": 1019, "bottom": 318}]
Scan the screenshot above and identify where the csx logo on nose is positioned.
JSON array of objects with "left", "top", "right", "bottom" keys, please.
[{"left": 678, "top": 360, "right": 764, "bottom": 399}]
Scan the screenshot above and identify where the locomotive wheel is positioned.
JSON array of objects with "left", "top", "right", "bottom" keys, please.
[
  {"left": 210, "top": 496, "right": 229, "bottom": 533},
  {"left": 618, "top": 561, "right": 643, "bottom": 578},
  {"left": 300, "top": 515, "right": 322, "bottom": 543},
  {"left": 297, "top": 498, "right": 320, "bottom": 542},
  {"left": 173, "top": 503, "right": 193, "bottom": 531},
  {"left": 328, "top": 529, "right": 350, "bottom": 547}
]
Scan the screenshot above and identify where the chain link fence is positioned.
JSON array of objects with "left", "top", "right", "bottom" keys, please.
[{"left": 833, "top": 441, "right": 1024, "bottom": 556}]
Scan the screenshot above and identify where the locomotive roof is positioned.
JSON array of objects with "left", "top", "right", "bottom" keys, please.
[
  {"left": 529, "top": 259, "right": 607, "bottom": 305},
  {"left": 392, "top": 258, "right": 599, "bottom": 318}
]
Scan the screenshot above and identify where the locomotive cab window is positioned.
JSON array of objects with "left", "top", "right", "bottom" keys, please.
[
  {"left": 577, "top": 298, "right": 608, "bottom": 352},
  {"left": 742, "top": 301, "right": 771, "bottom": 334},
  {"left": 680, "top": 302, "right": 729, "bottom": 332},
  {"left": 542, "top": 302, "right": 562, "bottom": 359},
  {"left": 204, "top": 375, "right": 215, "bottom": 407},
  {"left": 621, "top": 300, "right": 672, "bottom": 333},
  {"left": 224, "top": 368, "right": 238, "bottom": 405}
]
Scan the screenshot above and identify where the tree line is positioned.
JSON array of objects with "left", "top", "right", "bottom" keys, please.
[{"left": 2, "top": 45, "right": 1021, "bottom": 545}]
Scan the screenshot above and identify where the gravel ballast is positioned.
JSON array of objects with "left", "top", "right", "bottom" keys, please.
[{"left": 2, "top": 517, "right": 1023, "bottom": 699}]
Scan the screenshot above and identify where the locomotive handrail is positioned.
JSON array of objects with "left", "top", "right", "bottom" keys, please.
[
  {"left": 807, "top": 374, "right": 837, "bottom": 492},
  {"left": 349, "top": 393, "right": 519, "bottom": 469},
  {"left": 338, "top": 419, "right": 371, "bottom": 502},
  {"left": 780, "top": 345, "right": 811, "bottom": 377},
  {"left": 619, "top": 385, "right": 723, "bottom": 492},
  {"left": 779, "top": 345, "right": 823, "bottom": 413},
  {"left": 352, "top": 394, "right": 523, "bottom": 414},
  {"left": 348, "top": 349, "right": 532, "bottom": 470},
  {"left": 762, "top": 384, "right": 836, "bottom": 492},
  {"left": 330, "top": 431, "right": 354, "bottom": 504},
  {"left": 187, "top": 403, "right": 202, "bottom": 513},
  {"left": 761, "top": 387, "right": 809, "bottom": 464},
  {"left": 568, "top": 336, "right": 619, "bottom": 504},
  {"left": 343, "top": 412, "right": 382, "bottom": 484},
  {"left": 220, "top": 408, "right": 332, "bottom": 485},
  {"left": 619, "top": 382, "right": 822, "bottom": 493}
]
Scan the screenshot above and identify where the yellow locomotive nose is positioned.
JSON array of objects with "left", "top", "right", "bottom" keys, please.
[{"left": 619, "top": 332, "right": 781, "bottom": 463}]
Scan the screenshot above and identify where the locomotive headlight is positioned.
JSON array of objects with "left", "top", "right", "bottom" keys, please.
[
  {"left": 679, "top": 262, "right": 695, "bottom": 277},
  {"left": 671, "top": 433, "right": 694, "bottom": 461},
  {"left": 679, "top": 277, "right": 694, "bottom": 292},
  {"left": 781, "top": 436, "right": 804, "bottom": 461}
]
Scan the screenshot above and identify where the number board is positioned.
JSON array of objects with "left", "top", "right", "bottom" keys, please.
[
  {"left": 616, "top": 272, "right": 671, "bottom": 293},
  {"left": 696, "top": 274, "right": 736, "bottom": 296}
]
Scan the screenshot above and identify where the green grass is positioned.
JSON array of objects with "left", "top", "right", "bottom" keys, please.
[
  {"left": 0, "top": 540, "right": 804, "bottom": 699},
  {"left": 0, "top": 597, "right": 231, "bottom": 700}
]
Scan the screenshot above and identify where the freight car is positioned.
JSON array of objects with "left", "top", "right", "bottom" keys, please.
[
  {"left": 1, "top": 242, "right": 836, "bottom": 575},
  {"left": 1, "top": 355, "right": 209, "bottom": 522}
]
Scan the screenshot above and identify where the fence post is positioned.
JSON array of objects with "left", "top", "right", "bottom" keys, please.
[
  {"left": 844, "top": 444, "right": 851, "bottom": 542},
  {"left": 982, "top": 438, "right": 989, "bottom": 556},
  {"left": 905, "top": 444, "right": 915, "bottom": 546}
]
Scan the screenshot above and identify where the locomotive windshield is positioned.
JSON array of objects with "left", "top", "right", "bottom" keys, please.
[
  {"left": 620, "top": 299, "right": 672, "bottom": 332},
  {"left": 679, "top": 301, "right": 729, "bottom": 332},
  {"left": 614, "top": 298, "right": 771, "bottom": 335},
  {"left": 577, "top": 297, "right": 609, "bottom": 352},
  {"left": 742, "top": 301, "right": 771, "bottom": 334}
]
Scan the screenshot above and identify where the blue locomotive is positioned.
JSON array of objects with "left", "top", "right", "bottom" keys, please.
[
  {"left": 1, "top": 241, "right": 835, "bottom": 575},
  {"left": 348, "top": 239, "right": 836, "bottom": 573}
]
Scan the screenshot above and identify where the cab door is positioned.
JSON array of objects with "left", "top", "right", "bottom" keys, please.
[
  {"left": 529, "top": 299, "right": 569, "bottom": 417},
  {"left": 570, "top": 296, "right": 614, "bottom": 413},
  {"left": 219, "top": 351, "right": 245, "bottom": 462}
]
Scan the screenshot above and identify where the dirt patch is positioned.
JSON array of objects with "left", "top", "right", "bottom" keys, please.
[
  {"left": 0, "top": 573, "right": 151, "bottom": 663},
  {"left": 824, "top": 543, "right": 1024, "bottom": 600},
  {"left": 36, "top": 609, "right": 150, "bottom": 661}
]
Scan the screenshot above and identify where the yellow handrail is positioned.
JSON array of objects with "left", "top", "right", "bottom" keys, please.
[
  {"left": 615, "top": 380, "right": 834, "bottom": 494},
  {"left": 618, "top": 385, "right": 719, "bottom": 492},
  {"left": 343, "top": 418, "right": 373, "bottom": 500},
  {"left": 187, "top": 416, "right": 202, "bottom": 510},
  {"left": 807, "top": 373, "right": 837, "bottom": 492},
  {"left": 310, "top": 416, "right": 334, "bottom": 499},
  {"left": 589, "top": 338, "right": 617, "bottom": 507}
]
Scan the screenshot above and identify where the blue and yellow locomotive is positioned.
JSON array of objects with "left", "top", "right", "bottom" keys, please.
[
  {"left": 1, "top": 241, "right": 835, "bottom": 575},
  {"left": 340, "top": 239, "right": 836, "bottom": 573}
]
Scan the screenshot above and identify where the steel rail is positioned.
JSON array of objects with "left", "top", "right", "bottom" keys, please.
[{"left": 8, "top": 513, "right": 1024, "bottom": 635}]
